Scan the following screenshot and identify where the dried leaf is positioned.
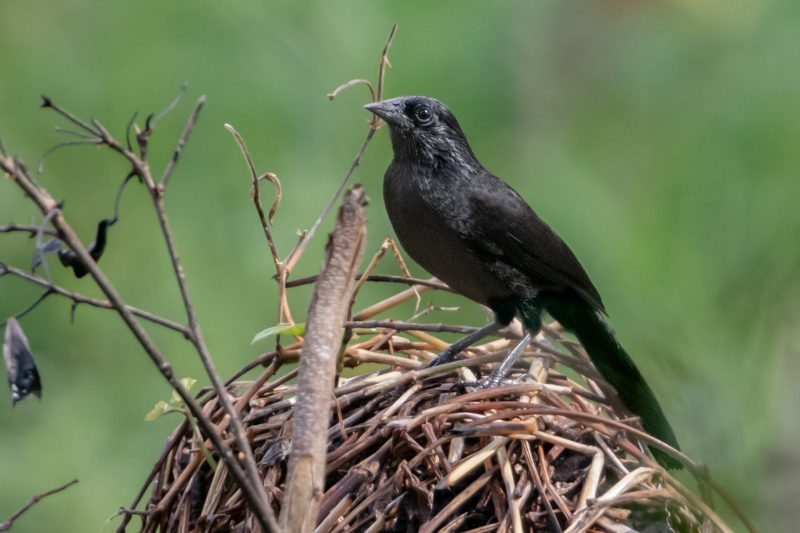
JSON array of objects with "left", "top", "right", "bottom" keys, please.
[
  {"left": 31, "top": 237, "right": 61, "bottom": 270},
  {"left": 3, "top": 318, "right": 42, "bottom": 405}
]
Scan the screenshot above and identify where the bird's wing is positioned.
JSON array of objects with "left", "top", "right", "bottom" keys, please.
[{"left": 459, "top": 172, "right": 605, "bottom": 312}]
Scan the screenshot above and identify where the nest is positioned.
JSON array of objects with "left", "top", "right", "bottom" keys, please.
[{"left": 133, "top": 309, "right": 734, "bottom": 533}]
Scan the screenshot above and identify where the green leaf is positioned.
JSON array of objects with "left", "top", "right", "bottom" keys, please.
[
  {"left": 251, "top": 323, "right": 306, "bottom": 344},
  {"left": 145, "top": 400, "right": 173, "bottom": 421},
  {"left": 170, "top": 377, "right": 197, "bottom": 404}
]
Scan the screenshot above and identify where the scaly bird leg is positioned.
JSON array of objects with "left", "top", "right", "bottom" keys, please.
[
  {"left": 461, "top": 332, "right": 533, "bottom": 390},
  {"left": 424, "top": 320, "right": 505, "bottom": 368}
]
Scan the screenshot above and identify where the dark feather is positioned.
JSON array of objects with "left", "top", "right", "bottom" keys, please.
[{"left": 463, "top": 171, "right": 605, "bottom": 312}]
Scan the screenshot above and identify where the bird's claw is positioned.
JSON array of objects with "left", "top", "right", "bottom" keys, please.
[{"left": 422, "top": 350, "right": 456, "bottom": 369}]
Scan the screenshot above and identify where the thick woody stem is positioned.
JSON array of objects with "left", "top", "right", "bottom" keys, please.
[{"left": 280, "top": 186, "right": 368, "bottom": 533}]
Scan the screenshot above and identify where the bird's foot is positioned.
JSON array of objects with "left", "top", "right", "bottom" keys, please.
[
  {"left": 459, "top": 372, "right": 533, "bottom": 391},
  {"left": 422, "top": 322, "right": 506, "bottom": 370},
  {"left": 422, "top": 348, "right": 458, "bottom": 369}
]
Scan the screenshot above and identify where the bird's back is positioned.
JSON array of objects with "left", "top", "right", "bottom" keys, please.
[
  {"left": 384, "top": 161, "right": 604, "bottom": 312},
  {"left": 460, "top": 169, "right": 605, "bottom": 312}
]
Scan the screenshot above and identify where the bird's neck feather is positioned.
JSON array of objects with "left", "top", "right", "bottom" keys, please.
[{"left": 389, "top": 128, "right": 482, "bottom": 178}]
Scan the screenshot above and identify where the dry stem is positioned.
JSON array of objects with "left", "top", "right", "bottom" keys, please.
[
  {"left": 0, "top": 479, "right": 78, "bottom": 531},
  {"left": 280, "top": 186, "right": 368, "bottom": 533}
]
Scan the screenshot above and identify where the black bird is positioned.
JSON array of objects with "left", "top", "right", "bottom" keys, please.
[{"left": 365, "top": 96, "right": 682, "bottom": 469}]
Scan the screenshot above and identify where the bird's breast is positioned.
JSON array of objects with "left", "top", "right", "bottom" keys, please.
[{"left": 383, "top": 166, "right": 512, "bottom": 305}]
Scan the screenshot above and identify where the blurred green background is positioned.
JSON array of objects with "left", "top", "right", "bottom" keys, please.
[{"left": 1, "top": 1, "right": 798, "bottom": 531}]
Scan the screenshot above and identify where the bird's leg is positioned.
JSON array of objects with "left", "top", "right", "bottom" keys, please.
[
  {"left": 461, "top": 297, "right": 543, "bottom": 390},
  {"left": 461, "top": 332, "right": 533, "bottom": 390},
  {"left": 424, "top": 320, "right": 505, "bottom": 368}
]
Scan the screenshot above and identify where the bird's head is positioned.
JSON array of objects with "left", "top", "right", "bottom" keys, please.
[{"left": 365, "top": 96, "right": 480, "bottom": 171}]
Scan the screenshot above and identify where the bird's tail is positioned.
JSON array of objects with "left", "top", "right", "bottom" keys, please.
[{"left": 539, "top": 289, "right": 682, "bottom": 470}]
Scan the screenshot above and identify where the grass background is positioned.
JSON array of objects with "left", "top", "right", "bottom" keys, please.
[{"left": 2, "top": 1, "right": 799, "bottom": 531}]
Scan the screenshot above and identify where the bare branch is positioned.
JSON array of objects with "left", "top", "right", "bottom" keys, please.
[
  {"left": 0, "top": 153, "right": 280, "bottom": 533},
  {"left": 225, "top": 124, "right": 292, "bottom": 329},
  {"left": 0, "top": 262, "right": 190, "bottom": 337},
  {"left": 327, "top": 79, "right": 375, "bottom": 102},
  {"left": 117, "top": 94, "right": 280, "bottom": 530},
  {"left": 376, "top": 24, "right": 397, "bottom": 102},
  {"left": 284, "top": 24, "right": 397, "bottom": 273},
  {"left": 0, "top": 289, "right": 51, "bottom": 329},
  {"left": 38, "top": 139, "right": 102, "bottom": 173},
  {"left": 39, "top": 94, "right": 279, "bottom": 529},
  {"left": 112, "top": 170, "right": 136, "bottom": 224},
  {"left": 124, "top": 111, "right": 138, "bottom": 152},
  {"left": 0, "top": 224, "right": 58, "bottom": 238},
  {"left": 161, "top": 95, "right": 204, "bottom": 187},
  {"left": 286, "top": 272, "right": 451, "bottom": 291},
  {"left": 285, "top": 129, "right": 376, "bottom": 273},
  {"left": 152, "top": 83, "right": 187, "bottom": 127},
  {"left": 54, "top": 126, "right": 97, "bottom": 140},
  {"left": 150, "top": 172, "right": 273, "bottom": 523},
  {"left": 40, "top": 96, "right": 101, "bottom": 137},
  {"left": 344, "top": 320, "right": 517, "bottom": 338},
  {"left": 224, "top": 124, "right": 282, "bottom": 269},
  {"left": 0, "top": 479, "right": 78, "bottom": 531}
]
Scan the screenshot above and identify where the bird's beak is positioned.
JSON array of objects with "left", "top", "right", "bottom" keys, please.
[{"left": 364, "top": 100, "right": 403, "bottom": 125}]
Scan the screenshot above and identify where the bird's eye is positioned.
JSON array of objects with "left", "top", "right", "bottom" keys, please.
[{"left": 415, "top": 106, "right": 433, "bottom": 123}]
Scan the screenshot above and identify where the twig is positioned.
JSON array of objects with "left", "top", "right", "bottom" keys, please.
[
  {"left": 0, "top": 479, "right": 78, "bottom": 531},
  {"left": 522, "top": 441, "right": 562, "bottom": 533},
  {"left": 538, "top": 444, "right": 573, "bottom": 522},
  {"left": 78, "top": 90, "right": 275, "bottom": 522},
  {"left": 327, "top": 79, "right": 375, "bottom": 102},
  {"left": 0, "top": 262, "right": 191, "bottom": 337},
  {"left": 161, "top": 95, "right": 204, "bottom": 187},
  {"left": 125, "top": 111, "right": 138, "bottom": 152},
  {"left": 706, "top": 476, "right": 759, "bottom": 533},
  {"left": 141, "top": 100, "right": 275, "bottom": 528},
  {"left": 352, "top": 283, "right": 435, "bottom": 321},
  {"left": 40, "top": 96, "right": 101, "bottom": 137},
  {"left": 0, "top": 288, "right": 51, "bottom": 329},
  {"left": 375, "top": 24, "right": 396, "bottom": 119},
  {"left": 225, "top": 124, "right": 288, "bottom": 324},
  {"left": 225, "top": 136, "right": 283, "bottom": 280},
  {"left": 113, "top": 421, "right": 189, "bottom": 533},
  {"left": 54, "top": 126, "right": 96, "bottom": 140},
  {"left": 350, "top": 237, "right": 398, "bottom": 310},
  {"left": 345, "top": 320, "right": 502, "bottom": 336},
  {"left": 1, "top": 146, "right": 280, "bottom": 533},
  {"left": 348, "top": 236, "right": 421, "bottom": 318},
  {"left": 285, "top": 129, "right": 376, "bottom": 273},
  {"left": 38, "top": 138, "right": 102, "bottom": 172},
  {"left": 0, "top": 224, "right": 58, "bottom": 238},
  {"left": 284, "top": 24, "right": 396, "bottom": 272},
  {"left": 152, "top": 83, "right": 187, "bottom": 127},
  {"left": 112, "top": 170, "right": 136, "bottom": 223},
  {"left": 286, "top": 273, "right": 450, "bottom": 292}
]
